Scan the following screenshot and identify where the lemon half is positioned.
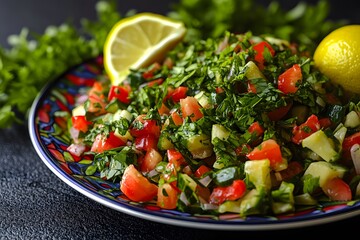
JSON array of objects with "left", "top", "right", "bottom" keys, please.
[
  {"left": 103, "top": 12, "right": 186, "bottom": 86},
  {"left": 314, "top": 25, "right": 360, "bottom": 94}
]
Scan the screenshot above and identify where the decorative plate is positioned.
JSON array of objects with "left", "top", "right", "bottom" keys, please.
[{"left": 29, "top": 56, "right": 360, "bottom": 231}]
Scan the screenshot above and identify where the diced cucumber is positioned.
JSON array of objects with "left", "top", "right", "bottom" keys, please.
[
  {"left": 187, "top": 134, "right": 213, "bottom": 159},
  {"left": 213, "top": 167, "right": 240, "bottom": 186},
  {"left": 177, "top": 173, "right": 199, "bottom": 205},
  {"left": 271, "top": 181, "right": 295, "bottom": 215},
  {"left": 211, "top": 124, "right": 230, "bottom": 144},
  {"left": 344, "top": 110, "right": 360, "bottom": 128},
  {"left": 157, "top": 132, "right": 174, "bottom": 150},
  {"left": 105, "top": 99, "right": 120, "bottom": 113},
  {"left": 72, "top": 104, "right": 86, "bottom": 116},
  {"left": 194, "top": 91, "right": 211, "bottom": 109},
  {"left": 114, "top": 129, "right": 133, "bottom": 142},
  {"left": 178, "top": 173, "right": 197, "bottom": 192},
  {"left": 244, "top": 159, "right": 272, "bottom": 191},
  {"left": 244, "top": 61, "right": 266, "bottom": 80},
  {"left": 113, "top": 109, "right": 133, "bottom": 122},
  {"left": 239, "top": 188, "right": 269, "bottom": 217},
  {"left": 294, "top": 193, "right": 318, "bottom": 205},
  {"left": 302, "top": 130, "right": 339, "bottom": 162},
  {"left": 333, "top": 123, "right": 347, "bottom": 145},
  {"left": 303, "top": 161, "right": 347, "bottom": 188},
  {"left": 218, "top": 199, "right": 242, "bottom": 213}
]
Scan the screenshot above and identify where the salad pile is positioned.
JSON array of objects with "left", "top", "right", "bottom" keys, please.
[{"left": 67, "top": 31, "right": 360, "bottom": 217}]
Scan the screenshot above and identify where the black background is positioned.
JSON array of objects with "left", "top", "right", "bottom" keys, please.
[{"left": 1, "top": 0, "right": 360, "bottom": 239}]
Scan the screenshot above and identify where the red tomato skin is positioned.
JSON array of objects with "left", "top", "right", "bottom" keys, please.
[
  {"left": 253, "top": 41, "right": 275, "bottom": 69},
  {"left": 135, "top": 134, "right": 158, "bottom": 152},
  {"left": 267, "top": 101, "right": 293, "bottom": 121},
  {"left": 170, "top": 110, "right": 183, "bottom": 126},
  {"left": 88, "top": 82, "right": 105, "bottom": 99},
  {"left": 140, "top": 148, "right": 162, "bottom": 172},
  {"left": 209, "top": 180, "right": 247, "bottom": 205},
  {"left": 129, "top": 115, "right": 161, "bottom": 138},
  {"left": 86, "top": 95, "right": 107, "bottom": 116},
  {"left": 120, "top": 164, "right": 158, "bottom": 202},
  {"left": 278, "top": 161, "right": 303, "bottom": 181},
  {"left": 169, "top": 86, "right": 188, "bottom": 102},
  {"left": 278, "top": 64, "right": 302, "bottom": 94},
  {"left": 194, "top": 165, "right": 211, "bottom": 178},
  {"left": 246, "top": 139, "right": 283, "bottom": 169},
  {"left": 342, "top": 132, "right": 360, "bottom": 161},
  {"left": 157, "top": 183, "right": 179, "bottom": 209},
  {"left": 247, "top": 81, "right": 257, "bottom": 93},
  {"left": 248, "top": 121, "right": 264, "bottom": 137},
  {"left": 72, "top": 116, "right": 91, "bottom": 133},
  {"left": 158, "top": 103, "right": 170, "bottom": 115},
  {"left": 167, "top": 149, "right": 187, "bottom": 169},
  {"left": 292, "top": 114, "right": 320, "bottom": 144},
  {"left": 90, "top": 132, "right": 126, "bottom": 153},
  {"left": 108, "top": 85, "right": 131, "bottom": 104},
  {"left": 322, "top": 178, "right": 352, "bottom": 201},
  {"left": 180, "top": 96, "right": 203, "bottom": 122}
]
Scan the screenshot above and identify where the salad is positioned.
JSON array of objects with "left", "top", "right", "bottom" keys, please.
[{"left": 67, "top": 31, "right": 360, "bottom": 217}]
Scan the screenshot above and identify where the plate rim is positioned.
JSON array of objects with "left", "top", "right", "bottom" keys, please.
[{"left": 28, "top": 58, "right": 360, "bottom": 231}]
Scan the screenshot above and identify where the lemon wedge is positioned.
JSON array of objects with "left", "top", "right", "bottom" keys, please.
[
  {"left": 314, "top": 25, "right": 360, "bottom": 94},
  {"left": 103, "top": 12, "right": 186, "bottom": 86}
]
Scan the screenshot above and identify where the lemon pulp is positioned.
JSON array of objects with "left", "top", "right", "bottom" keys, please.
[{"left": 103, "top": 12, "right": 186, "bottom": 86}]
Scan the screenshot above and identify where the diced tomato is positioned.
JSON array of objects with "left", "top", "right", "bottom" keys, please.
[
  {"left": 267, "top": 101, "right": 293, "bottom": 121},
  {"left": 146, "top": 78, "right": 164, "bottom": 87},
  {"left": 158, "top": 103, "right": 170, "bottom": 115},
  {"left": 319, "top": 117, "right": 332, "bottom": 129},
  {"left": 248, "top": 121, "right": 264, "bottom": 137},
  {"left": 246, "top": 139, "right": 283, "bottom": 170},
  {"left": 170, "top": 110, "right": 183, "bottom": 126},
  {"left": 135, "top": 134, "right": 158, "bottom": 152},
  {"left": 163, "top": 162, "right": 178, "bottom": 182},
  {"left": 209, "top": 179, "right": 247, "bottom": 205},
  {"left": 142, "top": 62, "right": 161, "bottom": 79},
  {"left": 167, "top": 149, "right": 187, "bottom": 169},
  {"left": 253, "top": 41, "right": 275, "bottom": 69},
  {"left": 180, "top": 96, "right": 203, "bottom": 122},
  {"left": 247, "top": 81, "right": 257, "bottom": 93},
  {"left": 166, "top": 86, "right": 188, "bottom": 103},
  {"left": 108, "top": 85, "right": 131, "bottom": 104},
  {"left": 196, "top": 184, "right": 211, "bottom": 202},
  {"left": 157, "top": 183, "right": 179, "bottom": 209},
  {"left": 86, "top": 94, "right": 107, "bottom": 116},
  {"left": 90, "top": 132, "right": 126, "bottom": 153},
  {"left": 88, "top": 82, "right": 105, "bottom": 98},
  {"left": 120, "top": 164, "right": 158, "bottom": 202},
  {"left": 247, "top": 121, "right": 264, "bottom": 146},
  {"left": 129, "top": 115, "right": 161, "bottom": 138},
  {"left": 71, "top": 116, "right": 92, "bottom": 133},
  {"left": 194, "top": 165, "right": 211, "bottom": 178},
  {"left": 292, "top": 114, "right": 320, "bottom": 144},
  {"left": 277, "top": 161, "right": 303, "bottom": 181},
  {"left": 342, "top": 132, "right": 360, "bottom": 161},
  {"left": 278, "top": 64, "right": 302, "bottom": 94},
  {"left": 216, "top": 87, "right": 224, "bottom": 94},
  {"left": 322, "top": 177, "right": 352, "bottom": 201},
  {"left": 235, "top": 144, "right": 252, "bottom": 156},
  {"left": 140, "top": 148, "right": 163, "bottom": 172}
]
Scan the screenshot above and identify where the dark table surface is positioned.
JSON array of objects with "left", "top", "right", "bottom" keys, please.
[{"left": 1, "top": 1, "right": 360, "bottom": 239}]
